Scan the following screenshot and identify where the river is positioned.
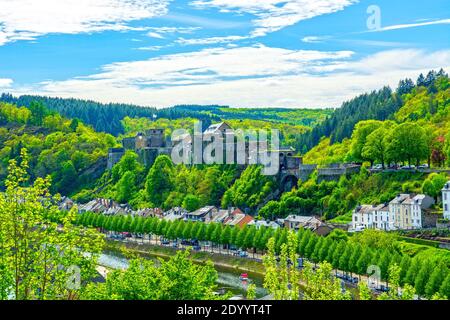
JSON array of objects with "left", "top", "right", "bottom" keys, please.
[{"left": 98, "top": 251, "right": 268, "bottom": 299}]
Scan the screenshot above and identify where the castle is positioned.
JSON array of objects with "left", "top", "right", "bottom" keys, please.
[
  {"left": 107, "top": 122, "right": 302, "bottom": 174},
  {"left": 107, "top": 129, "right": 172, "bottom": 169}
]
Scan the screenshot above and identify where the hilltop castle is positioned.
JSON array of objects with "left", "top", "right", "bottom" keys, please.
[{"left": 107, "top": 129, "right": 172, "bottom": 169}]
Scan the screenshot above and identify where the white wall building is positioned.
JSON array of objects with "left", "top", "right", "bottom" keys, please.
[
  {"left": 442, "top": 181, "right": 450, "bottom": 219},
  {"left": 352, "top": 193, "right": 434, "bottom": 232}
]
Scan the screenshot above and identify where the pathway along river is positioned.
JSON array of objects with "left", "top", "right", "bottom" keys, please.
[{"left": 98, "top": 251, "right": 268, "bottom": 299}]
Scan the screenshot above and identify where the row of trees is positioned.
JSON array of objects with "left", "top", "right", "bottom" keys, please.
[
  {"left": 350, "top": 120, "right": 434, "bottom": 168},
  {"left": 76, "top": 212, "right": 450, "bottom": 298}
]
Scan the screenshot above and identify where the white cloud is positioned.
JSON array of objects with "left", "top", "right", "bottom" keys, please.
[
  {"left": 0, "top": 0, "right": 171, "bottom": 45},
  {"left": 136, "top": 45, "right": 165, "bottom": 51},
  {"left": 11, "top": 47, "right": 450, "bottom": 108},
  {"left": 147, "top": 32, "right": 165, "bottom": 39},
  {"left": 372, "top": 18, "right": 450, "bottom": 32},
  {"left": 176, "top": 35, "right": 248, "bottom": 45},
  {"left": 147, "top": 26, "right": 201, "bottom": 34},
  {"left": 0, "top": 78, "right": 13, "bottom": 88},
  {"left": 190, "top": 0, "right": 358, "bottom": 37}
]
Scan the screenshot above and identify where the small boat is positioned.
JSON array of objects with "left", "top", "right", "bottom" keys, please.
[{"left": 239, "top": 273, "right": 248, "bottom": 281}]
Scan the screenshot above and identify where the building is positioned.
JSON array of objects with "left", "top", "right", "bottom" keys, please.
[
  {"left": 107, "top": 129, "right": 169, "bottom": 169},
  {"left": 58, "top": 196, "right": 75, "bottom": 211},
  {"left": 389, "top": 194, "right": 434, "bottom": 230},
  {"left": 223, "top": 208, "right": 254, "bottom": 228},
  {"left": 352, "top": 193, "right": 435, "bottom": 232},
  {"left": 185, "top": 206, "right": 218, "bottom": 222},
  {"left": 352, "top": 204, "right": 393, "bottom": 231},
  {"left": 163, "top": 207, "right": 187, "bottom": 221},
  {"left": 78, "top": 198, "right": 132, "bottom": 215},
  {"left": 442, "top": 181, "right": 450, "bottom": 219},
  {"left": 248, "top": 220, "right": 280, "bottom": 229},
  {"left": 283, "top": 215, "right": 332, "bottom": 234}
]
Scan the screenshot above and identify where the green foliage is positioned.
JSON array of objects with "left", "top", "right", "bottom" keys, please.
[
  {"left": 82, "top": 249, "right": 219, "bottom": 300},
  {"left": 222, "top": 165, "right": 276, "bottom": 211},
  {"left": 0, "top": 148, "right": 104, "bottom": 300}
]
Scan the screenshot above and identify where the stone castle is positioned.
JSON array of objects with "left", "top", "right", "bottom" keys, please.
[
  {"left": 107, "top": 129, "right": 172, "bottom": 169},
  {"left": 107, "top": 122, "right": 360, "bottom": 188}
]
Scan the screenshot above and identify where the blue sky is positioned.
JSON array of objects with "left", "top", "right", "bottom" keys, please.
[{"left": 0, "top": 0, "right": 449, "bottom": 108}]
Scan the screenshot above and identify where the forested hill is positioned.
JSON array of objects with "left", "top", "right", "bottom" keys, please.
[
  {"left": 0, "top": 94, "right": 331, "bottom": 137},
  {"left": 0, "top": 94, "right": 220, "bottom": 135},
  {"left": 297, "top": 69, "right": 448, "bottom": 153}
]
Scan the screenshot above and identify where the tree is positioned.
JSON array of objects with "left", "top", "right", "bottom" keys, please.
[
  {"left": 262, "top": 232, "right": 301, "bottom": 300},
  {"left": 397, "top": 78, "right": 415, "bottom": 96},
  {"left": 115, "top": 171, "right": 136, "bottom": 203},
  {"left": 82, "top": 249, "right": 220, "bottom": 300},
  {"left": 350, "top": 120, "right": 383, "bottom": 162},
  {"left": 378, "top": 264, "right": 416, "bottom": 300},
  {"left": 414, "top": 260, "right": 433, "bottom": 296},
  {"left": 439, "top": 273, "right": 450, "bottom": 298},
  {"left": 182, "top": 194, "right": 201, "bottom": 212},
  {"left": 0, "top": 148, "right": 104, "bottom": 300},
  {"left": 361, "top": 126, "right": 389, "bottom": 168},
  {"left": 425, "top": 263, "right": 448, "bottom": 298},
  {"left": 358, "top": 281, "right": 372, "bottom": 300},
  {"left": 145, "top": 155, "right": 174, "bottom": 207},
  {"left": 387, "top": 123, "right": 428, "bottom": 166},
  {"left": 301, "top": 261, "right": 351, "bottom": 300},
  {"left": 246, "top": 284, "right": 257, "bottom": 300}
]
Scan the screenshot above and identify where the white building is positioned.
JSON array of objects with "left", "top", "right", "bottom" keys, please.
[
  {"left": 352, "top": 193, "right": 434, "bottom": 232},
  {"left": 442, "top": 181, "right": 450, "bottom": 219},
  {"left": 352, "top": 204, "right": 393, "bottom": 231}
]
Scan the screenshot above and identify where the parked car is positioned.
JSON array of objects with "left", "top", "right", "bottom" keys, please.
[
  {"left": 161, "top": 240, "right": 170, "bottom": 245},
  {"left": 371, "top": 164, "right": 383, "bottom": 170},
  {"left": 193, "top": 245, "right": 201, "bottom": 251},
  {"left": 418, "top": 164, "right": 429, "bottom": 169},
  {"left": 239, "top": 250, "right": 248, "bottom": 258}
]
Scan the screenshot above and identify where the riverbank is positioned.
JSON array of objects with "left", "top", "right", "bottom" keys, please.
[{"left": 104, "top": 239, "right": 266, "bottom": 279}]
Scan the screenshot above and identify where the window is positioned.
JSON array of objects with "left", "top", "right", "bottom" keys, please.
[
  {"left": 445, "top": 193, "right": 447, "bottom": 200},
  {"left": 445, "top": 204, "right": 448, "bottom": 211}
]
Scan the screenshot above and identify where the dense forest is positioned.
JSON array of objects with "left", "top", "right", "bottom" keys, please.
[
  {"left": 296, "top": 69, "right": 448, "bottom": 153},
  {"left": 0, "top": 94, "right": 331, "bottom": 137}
]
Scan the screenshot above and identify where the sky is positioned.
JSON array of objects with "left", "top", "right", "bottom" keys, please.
[{"left": 0, "top": 0, "right": 449, "bottom": 108}]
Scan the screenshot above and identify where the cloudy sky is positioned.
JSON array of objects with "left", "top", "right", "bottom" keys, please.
[{"left": 0, "top": 0, "right": 449, "bottom": 108}]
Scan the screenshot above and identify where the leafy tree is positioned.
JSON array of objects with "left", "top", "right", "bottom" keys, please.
[
  {"left": 145, "top": 155, "right": 174, "bottom": 207},
  {"left": 82, "top": 249, "right": 219, "bottom": 300},
  {"left": 182, "top": 194, "right": 201, "bottom": 212},
  {"left": 0, "top": 149, "right": 103, "bottom": 300}
]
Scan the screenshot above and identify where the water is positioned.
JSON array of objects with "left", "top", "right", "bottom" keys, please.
[{"left": 98, "top": 251, "right": 268, "bottom": 298}]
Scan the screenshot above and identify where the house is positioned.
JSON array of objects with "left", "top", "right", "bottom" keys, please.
[
  {"left": 352, "top": 193, "right": 435, "bottom": 232},
  {"left": 163, "top": 207, "right": 187, "bottom": 221},
  {"left": 223, "top": 208, "right": 254, "bottom": 228},
  {"left": 248, "top": 220, "right": 280, "bottom": 229},
  {"left": 442, "top": 181, "right": 450, "bottom": 219},
  {"left": 352, "top": 204, "right": 393, "bottom": 231},
  {"left": 134, "top": 208, "right": 164, "bottom": 218},
  {"left": 78, "top": 198, "right": 131, "bottom": 215},
  {"left": 203, "top": 122, "right": 232, "bottom": 135},
  {"left": 58, "top": 196, "right": 75, "bottom": 211},
  {"left": 389, "top": 194, "right": 434, "bottom": 230},
  {"left": 283, "top": 215, "right": 333, "bottom": 235},
  {"left": 185, "top": 206, "right": 218, "bottom": 222},
  {"left": 209, "top": 209, "right": 230, "bottom": 224}
]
